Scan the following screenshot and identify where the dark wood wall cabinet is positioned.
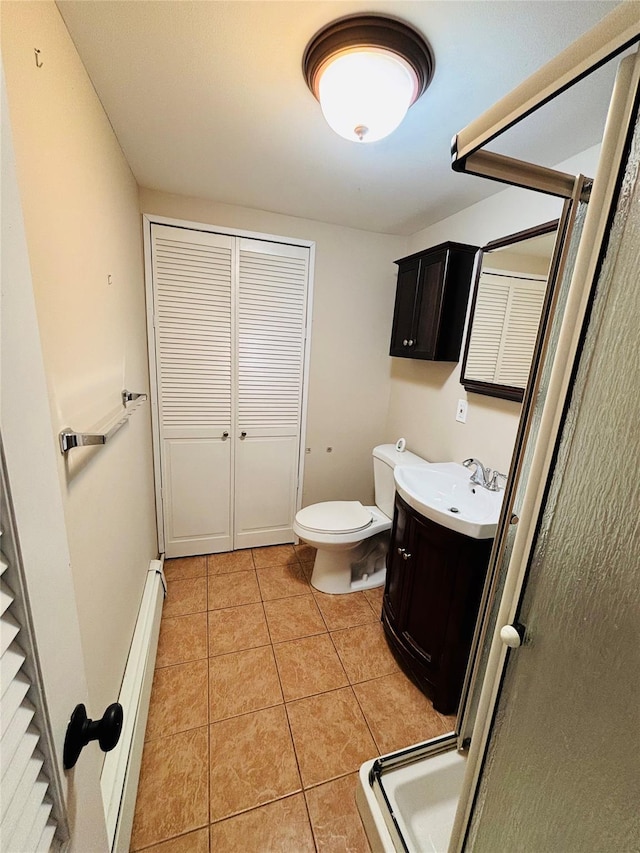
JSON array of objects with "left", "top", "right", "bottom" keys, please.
[
  {"left": 390, "top": 242, "right": 479, "bottom": 361},
  {"left": 382, "top": 494, "right": 492, "bottom": 715}
]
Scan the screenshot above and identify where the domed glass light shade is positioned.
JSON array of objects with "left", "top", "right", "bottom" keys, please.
[
  {"left": 303, "top": 15, "right": 434, "bottom": 144},
  {"left": 317, "top": 48, "right": 418, "bottom": 142}
]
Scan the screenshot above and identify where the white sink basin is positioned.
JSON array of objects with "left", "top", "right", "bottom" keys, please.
[{"left": 394, "top": 462, "right": 504, "bottom": 539}]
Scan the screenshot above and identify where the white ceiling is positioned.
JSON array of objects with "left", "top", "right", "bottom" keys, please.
[{"left": 57, "top": 0, "right": 623, "bottom": 235}]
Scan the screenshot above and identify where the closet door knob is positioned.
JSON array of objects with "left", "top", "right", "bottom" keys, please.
[
  {"left": 240, "top": 431, "right": 247, "bottom": 440},
  {"left": 63, "top": 702, "right": 123, "bottom": 769},
  {"left": 221, "top": 431, "right": 229, "bottom": 440}
]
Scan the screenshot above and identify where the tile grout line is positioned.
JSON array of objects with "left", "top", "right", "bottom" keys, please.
[
  {"left": 301, "top": 787, "right": 321, "bottom": 852},
  {"left": 260, "top": 597, "right": 275, "bottom": 646},
  {"left": 206, "top": 607, "right": 212, "bottom": 834},
  {"left": 350, "top": 680, "right": 385, "bottom": 758},
  {"left": 274, "top": 603, "right": 309, "bottom": 797}
]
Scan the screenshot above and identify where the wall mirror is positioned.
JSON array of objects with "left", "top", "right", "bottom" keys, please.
[{"left": 460, "top": 220, "right": 559, "bottom": 402}]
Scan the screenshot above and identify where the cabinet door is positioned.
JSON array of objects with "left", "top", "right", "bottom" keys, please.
[
  {"left": 389, "top": 257, "right": 420, "bottom": 356},
  {"left": 411, "top": 251, "right": 447, "bottom": 358},
  {"left": 401, "top": 510, "right": 458, "bottom": 673},
  {"left": 384, "top": 497, "right": 412, "bottom": 624}
]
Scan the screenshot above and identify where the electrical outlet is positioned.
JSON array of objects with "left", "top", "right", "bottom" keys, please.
[{"left": 456, "top": 399, "right": 468, "bottom": 423}]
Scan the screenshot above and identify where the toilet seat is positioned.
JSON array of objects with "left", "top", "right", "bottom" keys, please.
[{"left": 295, "top": 501, "right": 373, "bottom": 534}]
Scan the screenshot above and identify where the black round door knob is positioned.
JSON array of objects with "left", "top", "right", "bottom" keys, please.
[{"left": 63, "top": 702, "right": 123, "bottom": 769}]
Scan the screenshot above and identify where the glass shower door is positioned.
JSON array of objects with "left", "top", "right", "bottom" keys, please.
[{"left": 463, "top": 75, "right": 640, "bottom": 853}]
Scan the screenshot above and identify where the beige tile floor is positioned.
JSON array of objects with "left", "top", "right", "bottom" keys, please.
[{"left": 130, "top": 544, "right": 455, "bottom": 852}]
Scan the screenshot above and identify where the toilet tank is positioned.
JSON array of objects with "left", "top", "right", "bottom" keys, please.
[{"left": 373, "top": 444, "right": 428, "bottom": 519}]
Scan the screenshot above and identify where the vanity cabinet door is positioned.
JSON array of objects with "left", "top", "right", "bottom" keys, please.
[
  {"left": 384, "top": 497, "right": 412, "bottom": 624},
  {"left": 383, "top": 494, "right": 492, "bottom": 714},
  {"left": 399, "top": 510, "right": 457, "bottom": 673},
  {"left": 389, "top": 242, "right": 479, "bottom": 362}
]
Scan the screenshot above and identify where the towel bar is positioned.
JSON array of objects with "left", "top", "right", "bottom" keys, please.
[{"left": 59, "top": 390, "right": 148, "bottom": 454}]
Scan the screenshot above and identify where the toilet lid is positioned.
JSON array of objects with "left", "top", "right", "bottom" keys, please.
[{"left": 296, "top": 501, "right": 373, "bottom": 534}]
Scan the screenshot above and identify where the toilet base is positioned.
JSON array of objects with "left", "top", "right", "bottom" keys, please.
[{"left": 310, "top": 532, "right": 388, "bottom": 595}]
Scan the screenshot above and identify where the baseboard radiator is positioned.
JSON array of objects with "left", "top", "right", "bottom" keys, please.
[{"left": 100, "top": 559, "right": 165, "bottom": 852}]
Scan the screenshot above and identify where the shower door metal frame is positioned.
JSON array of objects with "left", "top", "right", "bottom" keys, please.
[
  {"left": 451, "top": 3, "right": 640, "bottom": 197},
  {"left": 449, "top": 39, "right": 640, "bottom": 853}
]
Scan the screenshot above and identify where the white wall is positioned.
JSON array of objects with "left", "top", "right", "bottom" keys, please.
[
  {"left": 2, "top": 1, "right": 157, "bottom": 713},
  {"left": 385, "top": 146, "right": 601, "bottom": 474},
  {"left": 139, "top": 188, "right": 407, "bottom": 506},
  {"left": 1, "top": 65, "right": 110, "bottom": 850}
]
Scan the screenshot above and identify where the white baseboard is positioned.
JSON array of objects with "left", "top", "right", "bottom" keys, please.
[{"left": 100, "top": 559, "right": 165, "bottom": 851}]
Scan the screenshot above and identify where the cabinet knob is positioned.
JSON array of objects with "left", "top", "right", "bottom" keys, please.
[
  {"left": 402, "top": 552, "right": 411, "bottom": 561},
  {"left": 221, "top": 431, "right": 229, "bottom": 441},
  {"left": 240, "top": 431, "right": 247, "bottom": 440},
  {"left": 408, "top": 339, "right": 414, "bottom": 346},
  {"left": 403, "top": 339, "right": 408, "bottom": 346},
  {"left": 397, "top": 547, "right": 405, "bottom": 555}
]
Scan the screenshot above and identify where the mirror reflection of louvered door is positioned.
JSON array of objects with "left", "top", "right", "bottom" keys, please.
[
  {"left": 149, "top": 223, "right": 310, "bottom": 558},
  {"left": 235, "top": 239, "right": 308, "bottom": 549},
  {"left": 151, "top": 224, "right": 234, "bottom": 557},
  {"left": 465, "top": 270, "right": 546, "bottom": 388}
]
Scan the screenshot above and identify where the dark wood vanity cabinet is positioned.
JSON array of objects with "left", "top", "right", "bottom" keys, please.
[
  {"left": 382, "top": 494, "right": 492, "bottom": 714},
  {"left": 389, "top": 242, "right": 479, "bottom": 360}
]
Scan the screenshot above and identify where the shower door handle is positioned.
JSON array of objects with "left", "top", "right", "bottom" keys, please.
[{"left": 500, "top": 622, "right": 526, "bottom": 648}]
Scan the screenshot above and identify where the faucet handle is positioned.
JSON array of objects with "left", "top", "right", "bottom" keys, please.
[{"left": 488, "top": 470, "right": 507, "bottom": 491}]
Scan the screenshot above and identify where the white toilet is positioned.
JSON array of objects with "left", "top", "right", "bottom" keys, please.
[{"left": 294, "top": 444, "right": 428, "bottom": 594}]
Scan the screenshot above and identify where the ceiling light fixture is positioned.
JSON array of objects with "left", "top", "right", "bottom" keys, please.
[{"left": 303, "top": 15, "right": 434, "bottom": 144}]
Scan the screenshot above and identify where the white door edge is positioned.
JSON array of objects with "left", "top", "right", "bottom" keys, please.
[{"left": 142, "top": 218, "right": 165, "bottom": 556}]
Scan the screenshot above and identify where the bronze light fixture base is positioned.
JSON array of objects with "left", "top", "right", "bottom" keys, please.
[{"left": 302, "top": 14, "right": 435, "bottom": 104}]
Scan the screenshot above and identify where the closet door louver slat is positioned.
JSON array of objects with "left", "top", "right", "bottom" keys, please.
[
  {"left": 497, "top": 286, "right": 546, "bottom": 387},
  {"left": 154, "top": 232, "right": 232, "bottom": 430},
  {"left": 0, "top": 541, "right": 58, "bottom": 851},
  {"left": 237, "top": 247, "right": 306, "bottom": 433},
  {"left": 465, "top": 278, "right": 509, "bottom": 382}
]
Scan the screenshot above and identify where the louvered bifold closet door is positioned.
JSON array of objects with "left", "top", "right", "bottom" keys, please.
[
  {"left": 465, "top": 271, "right": 546, "bottom": 390},
  {"left": 0, "top": 538, "right": 57, "bottom": 851},
  {"left": 151, "top": 224, "right": 234, "bottom": 557},
  {"left": 234, "top": 239, "right": 309, "bottom": 548}
]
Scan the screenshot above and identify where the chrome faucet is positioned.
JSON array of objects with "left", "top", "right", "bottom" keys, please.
[
  {"left": 463, "top": 458, "right": 507, "bottom": 491},
  {"left": 463, "top": 458, "right": 490, "bottom": 487}
]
